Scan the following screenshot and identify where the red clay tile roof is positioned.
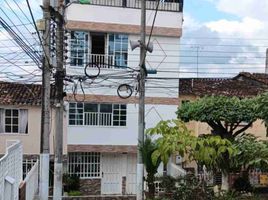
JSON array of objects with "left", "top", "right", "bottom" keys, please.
[
  {"left": 0, "top": 81, "right": 55, "bottom": 106},
  {"left": 179, "top": 73, "right": 268, "bottom": 97}
]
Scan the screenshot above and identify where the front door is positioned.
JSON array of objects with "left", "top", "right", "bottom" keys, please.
[
  {"left": 126, "top": 154, "right": 137, "bottom": 194},
  {"left": 101, "top": 153, "right": 123, "bottom": 194}
]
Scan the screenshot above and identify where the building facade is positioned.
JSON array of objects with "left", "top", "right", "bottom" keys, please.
[
  {"left": 64, "top": 0, "right": 184, "bottom": 195},
  {"left": 0, "top": 82, "right": 67, "bottom": 179}
]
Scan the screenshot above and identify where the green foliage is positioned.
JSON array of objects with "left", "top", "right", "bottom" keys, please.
[
  {"left": 177, "top": 95, "right": 259, "bottom": 138},
  {"left": 256, "top": 93, "right": 268, "bottom": 136},
  {"left": 177, "top": 95, "right": 258, "bottom": 124},
  {"left": 233, "top": 174, "right": 252, "bottom": 192},
  {"left": 67, "top": 190, "right": 82, "bottom": 196},
  {"left": 147, "top": 120, "right": 193, "bottom": 165},
  {"left": 230, "top": 134, "right": 268, "bottom": 170},
  {"left": 157, "top": 175, "right": 177, "bottom": 194},
  {"left": 157, "top": 174, "right": 214, "bottom": 200},
  {"left": 192, "top": 135, "right": 236, "bottom": 173},
  {"left": 147, "top": 120, "right": 236, "bottom": 173},
  {"left": 63, "top": 174, "right": 80, "bottom": 192},
  {"left": 139, "top": 136, "right": 162, "bottom": 175},
  {"left": 139, "top": 136, "right": 162, "bottom": 199}
]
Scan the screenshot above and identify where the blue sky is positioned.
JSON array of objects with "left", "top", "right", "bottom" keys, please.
[
  {"left": 179, "top": 0, "right": 268, "bottom": 77},
  {"left": 184, "top": 0, "right": 239, "bottom": 22}
]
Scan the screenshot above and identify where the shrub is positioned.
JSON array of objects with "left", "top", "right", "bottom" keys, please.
[
  {"left": 233, "top": 173, "right": 252, "bottom": 192},
  {"left": 63, "top": 174, "right": 80, "bottom": 192}
]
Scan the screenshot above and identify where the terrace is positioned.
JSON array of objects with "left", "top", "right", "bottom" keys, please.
[{"left": 67, "top": 0, "right": 184, "bottom": 12}]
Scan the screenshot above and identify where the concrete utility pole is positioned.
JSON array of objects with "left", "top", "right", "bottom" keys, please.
[
  {"left": 40, "top": 0, "right": 51, "bottom": 199},
  {"left": 137, "top": 0, "right": 146, "bottom": 199},
  {"left": 53, "top": 0, "right": 65, "bottom": 199}
]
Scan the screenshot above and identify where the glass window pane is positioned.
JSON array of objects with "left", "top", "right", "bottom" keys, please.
[
  {"left": 5, "top": 118, "right": 11, "bottom": 124},
  {"left": 120, "top": 121, "right": 126, "bottom": 126},
  {"left": 113, "top": 121, "right": 119, "bottom": 126},
  {"left": 100, "top": 104, "right": 112, "bottom": 113},
  {"left": 114, "top": 104, "right": 119, "bottom": 109},
  {"left": 13, "top": 118, "right": 18, "bottom": 125},
  {"left": 5, "top": 126, "right": 11, "bottom": 132},
  {"left": 13, "top": 110, "right": 18, "bottom": 116},
  {"left": 84, "top": 103, "right": 98, "bottom": 112},
  {"left": 5, "top": 109, "right": 11, "bottom": 116},
  {"left": 77, "top": 103, "right": 83, "bottom": 108},
  {"left": 13, "top": 126, "right": 18, "bottom": 133}
]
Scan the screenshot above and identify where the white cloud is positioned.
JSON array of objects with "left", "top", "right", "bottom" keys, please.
[
  {"left": 205, "top": 17, "right": 264, "bottom": 37},
  {"left": 216, "top": 0, "right": 268, "bottom": 20}
]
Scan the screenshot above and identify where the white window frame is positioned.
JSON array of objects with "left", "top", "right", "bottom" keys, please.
[
  {"left": 108, "top": 33, "right": 128, "bottom": 68},
  {"left": 22, "top": 158, "right": 37, "bottom": 179},
  {"left": 0, "top": 108, "right": 28, "bottom": 134},
  {"left": 68, "top": 103, "right": 127, "bottom": 127},
  {"left": 5, "top": 109, "right": 19, "bottom": 133},
  {"left": 69, "top": 31, "right": 89, "bottom": 67},
  {"left": 68, "top": 152, "right": 101, "bottom": 179}
]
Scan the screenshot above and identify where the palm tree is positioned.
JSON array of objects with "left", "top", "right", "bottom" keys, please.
[{"left": 139, "top": 137, "right": 162, "bottom": 199}]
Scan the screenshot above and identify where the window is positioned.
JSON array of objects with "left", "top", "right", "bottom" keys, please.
[
  {"left": 70, "top": 31, "right": 89, "bottom": 67},
  {"left": 113, "top": 104, "right": 127, "bottom": 126},
  {"left": 23, "top": 159, "right": 37, "bottom": 179},
  {"left": 0, "top": 108, "right": 28, "bottom": 134},
  {"left": 108, "top": 34, "right": 128, "bottom": 67},
  {"left": 69, "top": 103, "right": 127, "bottom": 127},
  {"left": 68, "top": 152, "right": 101, "bottom": 178},
  {"left": 69, "top": 103, "right": 83, "bottom": 125}
]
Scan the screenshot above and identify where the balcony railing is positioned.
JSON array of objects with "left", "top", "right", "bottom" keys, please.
[
  {"left": 84, "top": 112, "right": 112, "bottom": 126},
  {"left": 87, "top": 54, "right": 115, "bottom": 69},
  {"left": 69, "top": 0, "right": 183, "bottom": 12}
]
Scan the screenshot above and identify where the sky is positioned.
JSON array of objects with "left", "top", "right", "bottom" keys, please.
[{"left": 180, "top": 0, "right": 268, "bottom": 77}]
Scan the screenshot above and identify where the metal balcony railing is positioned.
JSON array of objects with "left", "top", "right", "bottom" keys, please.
[
  {"left": 84, "top": 112, "right": 112, "bottom": 126},
  {"left": 87, "top": 54, "right": 115, "bottom": 69},
  {"left": 69, "top": 0, "right": 183, "bottom": 12}
]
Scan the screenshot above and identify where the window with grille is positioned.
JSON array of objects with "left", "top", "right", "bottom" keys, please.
[
  {"left": 68, "top": 152, "right": 101, "bottom": 178},
  {"left": 70, "top": 31, "right": 89, "bottom": 67},
  {"left": 23, "top": 159, "right": 37, "bottom": 179},
  {"left": 0, "top": 108, "right": 28, "bottom": 134},
  {"left": 69, "top": 103, "right": 127, "bottom": 127}
]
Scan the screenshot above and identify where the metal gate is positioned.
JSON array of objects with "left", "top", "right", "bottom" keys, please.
[
  {"left": 101, "top": 153, "right": 123, "bottom": 194},
  {"left": 126, "top": 154, "right": 137, "bottom": 194}
]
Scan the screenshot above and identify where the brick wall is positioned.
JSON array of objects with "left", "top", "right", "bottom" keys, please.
[
  {"left": 50, "top": 196, "right": 136, "bottom": 200},
  {"left": 80, "top": 179, "right": 101, "bottom": 195}
]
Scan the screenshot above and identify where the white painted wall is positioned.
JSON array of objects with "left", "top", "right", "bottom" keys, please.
[
  {"left": 68, "top": 103, "right": 177, "bottom": 145},
  {"left": 66, "top": 34, "right": 180, "bottom": 98},
  {"left": 66, "top": 4, "right": 183, "bottom": 29}
]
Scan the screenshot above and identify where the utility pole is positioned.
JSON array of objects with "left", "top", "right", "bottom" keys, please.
[
  {"left": 53, "top": 0, "right": 65, "bottom": 199},
  {"left": 137, "top": 0, "right": 146, "bottom": 199},
  {"left": 40, "top": 0, "right": 51, "bottom": 199}
]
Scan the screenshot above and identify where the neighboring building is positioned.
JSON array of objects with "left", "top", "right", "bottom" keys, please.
[
  {"left": 64, "top": 0, "right": 184, "bottom": 195},
  {"left": 178, "top": 72, "right": 268, "bottom": 171},
  {"left": 0, "top": 81, "right": 67, "bottom": 178}
]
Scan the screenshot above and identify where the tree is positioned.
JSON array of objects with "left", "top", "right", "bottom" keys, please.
[
  {"left": 147, "top": 120, "right": 237, "bottom": 190},
  {"left": 230, "top": 134, "right": 268, "bottom": 171},
  {"left": 256, "top": 93, "right": 268, "bottom": 135},
  {"left": 139, "top": 137, "right": 161, "bottom": 199},
  {"left": 177, "top": 95, "right": 259, "bottom": 139}
]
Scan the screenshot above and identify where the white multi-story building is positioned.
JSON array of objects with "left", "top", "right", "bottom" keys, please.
[{"left": 64, "top": 0, "right": 184, "bottom": 195}]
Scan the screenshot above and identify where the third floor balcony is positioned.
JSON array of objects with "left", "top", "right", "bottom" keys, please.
[{"left": 67, "top": 0, "right": 184, "bottom": 12}]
